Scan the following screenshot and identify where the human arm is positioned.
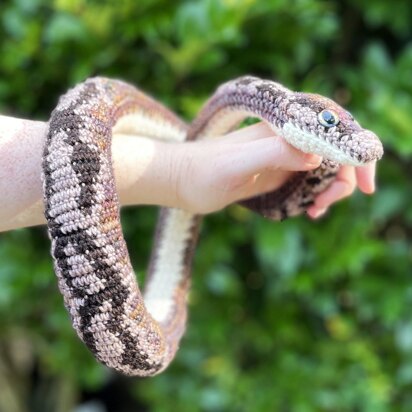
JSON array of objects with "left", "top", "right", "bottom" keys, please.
[{"left": 0, "top": 116, "right": 375, "bottom": 232}]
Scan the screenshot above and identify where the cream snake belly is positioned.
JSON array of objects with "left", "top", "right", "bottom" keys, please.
[{"left": 42, "top": 76, "right": 383, "bottom": 376}]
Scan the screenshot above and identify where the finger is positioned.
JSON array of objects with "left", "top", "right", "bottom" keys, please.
[
  {"left": 221, "top": 121, "right": 274, "bottom": 143},
  {"left": 307, "top": 207, "right": 327, "bottom": 219},
  {"left": 355, "top": 162, "right": 376, "bottom": 194},
  {"left": 233, "top": 137, "right": 322, "bottom": 178},
  {"left": 238, "top": 169, "right": 293, "bottom": 200},
  {"left": 253, "top": 168, "right": 292, "bottom": 192},
  {"left": 311, "top": 166, "right": 356, "bottom": 211}
]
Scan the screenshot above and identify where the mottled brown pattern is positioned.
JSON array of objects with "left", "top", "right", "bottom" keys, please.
[
  {"left": 190, "top": 76, "right": 383, "bottom": 219},
  {"left": 43, "top": 78, "right": 191, "bottom": 376},
  {"left": 42, "top": 76, "right": 383, "bottom": 378}
]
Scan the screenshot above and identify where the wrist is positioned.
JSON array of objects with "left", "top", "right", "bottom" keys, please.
[{"left": 113, "top": 135, "right": 182, "bottom": 209}]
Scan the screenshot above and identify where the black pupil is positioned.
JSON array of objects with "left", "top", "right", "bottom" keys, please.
[{"left": 322, "top": 110, "right": 336, "bottom": 125}]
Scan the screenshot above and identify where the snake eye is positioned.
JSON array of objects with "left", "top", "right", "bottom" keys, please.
[{"left": 318, "top": 109, "right": 340, "bottom": 128}]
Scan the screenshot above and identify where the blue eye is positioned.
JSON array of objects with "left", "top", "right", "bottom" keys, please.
[{"left": 318, "top": 109, "right": 340, "bottom": 127}]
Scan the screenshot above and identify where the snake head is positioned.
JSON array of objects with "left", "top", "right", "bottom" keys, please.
[{"left": 280, "top": 92, "right": 383, "bottom": 166}]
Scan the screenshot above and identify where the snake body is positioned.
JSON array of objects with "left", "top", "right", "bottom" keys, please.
[{"left": 42, "top": 76, "right": 383, "bottom": 376}]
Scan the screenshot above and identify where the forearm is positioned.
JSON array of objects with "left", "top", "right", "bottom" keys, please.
[{"left": 0, "top": 115, "right": 182, "bottom": 231}]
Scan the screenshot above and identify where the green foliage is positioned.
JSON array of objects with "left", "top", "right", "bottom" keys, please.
[{"left": 1, "top": 0, "right": 412, "bottom": 411}]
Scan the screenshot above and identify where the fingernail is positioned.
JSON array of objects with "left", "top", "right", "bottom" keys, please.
[
  {"left": 312, "top": 207, "right": 327, "bottom": 218},
  {"left": 304, "top": 154, "right": 322, "bottom": 167}
]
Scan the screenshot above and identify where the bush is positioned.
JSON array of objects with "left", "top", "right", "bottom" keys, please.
[{"left": 0, "top": 0, "right": 411, "bottom": 411}]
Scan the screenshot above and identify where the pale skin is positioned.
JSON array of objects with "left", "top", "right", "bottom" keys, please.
[{"left": 0, "top": 116, "right": 376, "bottom": 233}]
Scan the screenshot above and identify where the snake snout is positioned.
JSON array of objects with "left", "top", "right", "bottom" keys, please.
[{"left": 350, "top": 130, "right": 384, "bottom": 164}]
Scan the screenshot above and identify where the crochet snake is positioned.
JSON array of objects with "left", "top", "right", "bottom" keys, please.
[{"left": 42, "top": 76, "right": 383, "bottom": 376}]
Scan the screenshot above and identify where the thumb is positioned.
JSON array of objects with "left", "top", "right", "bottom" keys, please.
[{"left": 235, "top": 137, "right": 322, "bottom": 177}]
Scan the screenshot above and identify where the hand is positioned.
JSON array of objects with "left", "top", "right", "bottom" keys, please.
[
  {"left": 174, "top": 122, "right": 377, "bottom": 216},
  {"left": 307, "top": 162, "right": 376, "bottom": 219}
]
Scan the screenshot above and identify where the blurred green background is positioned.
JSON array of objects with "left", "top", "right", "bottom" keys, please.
[{"left": 1, "top": 0, "right": 412, "bottom": 411}]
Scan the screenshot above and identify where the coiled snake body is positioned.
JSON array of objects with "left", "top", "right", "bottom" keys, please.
[{"left": 42, "top": 76, "right": 383, "bottom": 376}]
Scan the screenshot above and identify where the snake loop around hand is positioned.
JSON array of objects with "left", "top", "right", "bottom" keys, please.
[{"left": 42, "top": 76, "right": 383, "bottom": 376}]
